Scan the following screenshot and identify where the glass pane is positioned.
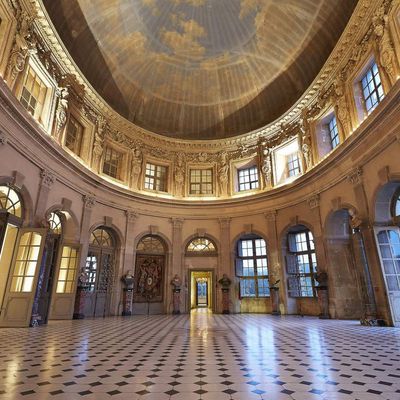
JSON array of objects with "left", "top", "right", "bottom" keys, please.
[
  {"left": 383, "top": 260, "right": 395, "bottom": 275},
  {"left": 387, "top": 275, "right": 399, "bottom": 291},
  {"left": 22, "top": 277, "right": 34, "bottom": 292}
]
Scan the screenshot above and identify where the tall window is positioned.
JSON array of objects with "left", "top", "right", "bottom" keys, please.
[
  {"left": 238, "top": 167, "right": 259, "bottom": 191},
  {"left": 103, "top": 147, "right": 122, "bottom": 179},
  {"left": 190, "top": 169, "right": 213, "bottom": 195},
  {"left": 361, "top": 63, "right": 384, "bottom": 114},
  {"left": 328, "top": 116, "right": 340, "bottom": 149},
  {"left": 20, "top": 68, "right": 48, "bottom": 121},
  {"left": 65, "top": 115, "right": 83, "bottom": 156},
  {"left": 144, "top": 163, "right": 167, "bottom": 192},
  {"left": 287, "top": 153, "right": 301, "bottom": 177},
  {"left": 236, "top": 236, "right": 269, "bottom": 298},
  {"left": 286, "top": 229, "right": 318, "bottom": 297}
]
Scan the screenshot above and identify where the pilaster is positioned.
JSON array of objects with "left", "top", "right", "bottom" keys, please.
[
  {"left": 170, "top": 218, "right": 184, "bottom": 312},
  {"left": 34, "top": 169, "right": 56, "bottom": 224}
]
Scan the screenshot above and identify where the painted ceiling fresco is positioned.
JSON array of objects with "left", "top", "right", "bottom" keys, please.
[{"left": 43, "top": 0, "right": 358, "bottom": 139}]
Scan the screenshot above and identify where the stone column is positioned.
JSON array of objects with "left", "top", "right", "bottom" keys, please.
[
  {"left": 218, "top": 218, "right": 231, "bottom": 314},
  {"left": 307, "top": 194, "right": 330, "bottom": 317},
  {"left": 170, "top": 218, "right": 184, "bottom": 312},
  {"left": 73, "top": 194, "right": 96, "bottom": 319},
  {"left": 34, "top": 169, "right": 56, "bottom": 225},
  {"left": 347, "top": 168, "right": 379, "bottom": 324},
  {"left": 264, "top": 211, "right": 283, "bottom": 313}
]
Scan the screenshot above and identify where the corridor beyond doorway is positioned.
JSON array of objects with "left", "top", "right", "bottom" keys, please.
[{"left": 189, "top": 270, "right": 213, "bottom": 312}]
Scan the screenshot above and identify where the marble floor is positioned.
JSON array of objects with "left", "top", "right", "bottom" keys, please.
[{"left": 0, "top": 312, "right": 399, "bottom": 400}]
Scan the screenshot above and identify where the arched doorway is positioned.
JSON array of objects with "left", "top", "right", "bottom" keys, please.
[
  {"left": 0, "top": 185, "right": 48, "bottom": 327},
  {"left": 77, "top": 227, "right": 116, "bottom": 318},
  {"left": 133, "top": 235, "right": 166, "bottom": 315},
  {"left": 282, "top": 224, "right": 318, "bottom": 315},
  {"left": 31, "top": 211, "right": 63, "bottom": 326},
  {"left": 374, "top": 184, "right": 400, "bottom": 325},
  {"left": 325, "top": 209, "right": 363, "bottom": 319},
  {"left": 185, "top": 236, "right": 217, "bottom": 312}
]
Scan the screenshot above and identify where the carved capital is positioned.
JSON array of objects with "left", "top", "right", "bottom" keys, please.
[
  {"left": 347, "top": 167, "right": 363, "bottom": 185},
  {"left": 219, "top": 217, "right": 231, "bottom": 229},
  {"left": 40, "top": 169, "right": 56, "bottom": 189},
  {"left": 307, "top": 194, "right": 320, "bottom": 209},
  {"left": 83, "top": 194, "right": 96, "bottom": 209},
  {"left": 125, "top": 210, "right": 138, "bottom": 223},
  {"left": 170, "top": 218, "right": 184, "bottom": 229},
  {"left": 0, "top": 132, "right": 8, "bottom": 146},
  {"left": 264, "top": 210, "right": 277, "bottom": 221}
]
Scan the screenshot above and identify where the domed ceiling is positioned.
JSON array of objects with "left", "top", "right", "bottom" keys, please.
[{"left": 43, "top": 0, "right": 358, "bottom": 140}]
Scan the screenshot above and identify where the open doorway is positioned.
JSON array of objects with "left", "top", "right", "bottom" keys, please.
[{"left": 189, "top": 270, "right": 213, "bottom": 312}]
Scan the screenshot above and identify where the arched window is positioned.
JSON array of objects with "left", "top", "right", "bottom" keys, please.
[
  {"left": 77, "top": 227, "right": 116, "bottom": 318},
  {"left": 186, "top": 237, "right": 217, "bottom": 255},
  {"left": 0, "top": 185, "right": 22, "bottom": 218},
  {"left": 393, "top": 192, "right": 400, "bottom": 218},
  {"left": 286, "top": 226, "right": 318, "bottom": 297},
  {"left": 47, "top": 212, "right": 62, "bottom": 234},
  {"left": 236, "top": 235, "right": 269, "bottom": 298},
  {"left": 135, "top": 235, "right": 166, "bottom": 304}
]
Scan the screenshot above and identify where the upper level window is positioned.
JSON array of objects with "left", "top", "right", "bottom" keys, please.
[
  {"left": 287, "top": 153, "right": 301, "bottom": 177},
  {"left": 103, "top": 147, "right": 122, "bottom": 179},
  {"left": 144, "top": 163, "right": 167, "bottom": 192},
  {"left": 286, "top": 229, "right": 318, "bottom": 297},
  {"left": 190, "top": 169, "right": 213, "bottom": 195},
  {"left": 186, "top": 237, "right": 217, "bottom": 255},
  {"left": 238, "top": 166, "right": 259, "bottom": 191},
  {"left": 328, "top": 116, "right": 340, "bottom": 149},
  {"left": 361, "top": 63, "right": 384, "bottom": 114},
  {"left": 65, "top": 115, "right": 83, "bottom": 156},
  {"left": 236, "top": 236, "right": 269, "bottom": 298},
  {"left": 20, "top": 68, "right": 48, "bottom": 122}
]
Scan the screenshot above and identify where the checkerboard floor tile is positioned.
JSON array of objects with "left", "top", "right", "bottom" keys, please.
[{"left": 0, "top": 312, "right": 399, "bottom": 400}]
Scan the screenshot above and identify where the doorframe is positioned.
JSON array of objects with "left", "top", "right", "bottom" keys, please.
[
  {"left": 188, "top": 268, "right": 215, "bottom": 313},
  {"left": 373, "top": 226, "right": 400, "bottom": 326}
]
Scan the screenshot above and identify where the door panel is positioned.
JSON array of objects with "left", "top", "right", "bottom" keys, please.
[
  {"left": 375, "top": 227, "right": 400, "bottom": 326},
  {"left": 49, "top": 245, "right": 80, "bottom": 320},
  {"left": 0, "top": 228, "right": 46, "bottom": 327}
]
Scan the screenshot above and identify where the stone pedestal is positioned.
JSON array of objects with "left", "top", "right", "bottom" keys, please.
[
  {"left": 222, "top": 288, "right": 230, "bottom": 314},
  {"left": 122, "top": 288, "right": 133, "bottom": 316},
  {"left": 270, "top": 287, "right": 281, "bottom": 315},
  {"left": 172, "top": 288, "right": 181, "bottom": 314},
  {"left": 73, "top": 287, "right": 85, "bottom": 319},
  {"left": 316, "top": 286, "right": 330, "bottom": 319}
]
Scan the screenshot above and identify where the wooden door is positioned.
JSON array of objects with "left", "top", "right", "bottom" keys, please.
[{"left": 0, "top": 228, "right": 46, "bottom": 327}]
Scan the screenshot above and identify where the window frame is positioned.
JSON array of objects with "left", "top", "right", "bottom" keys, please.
[
  {"left": 236, "top": 235, "right": 270, "bottom": 299},
  {"left": 360, "top": 62, "right": 385, "bottom": 115},
  {"left": 189, "top": 167, "right": 214, "bottom": 196},
  {"left": 286, "top": 229, "right": 318, "bottom": 298},
  {"left": 237, "top": 166, "right": 259, "bottom": 192},
  {"left": 185, "top": 237, "right": 217, "bottom": 257},
  {"left": 64, "top": 114, "right": 84, "bottom": 157},
  {"left": 102, "top": 145, "right": 123, "bottom": 180},
  {"left": 286, "top": 152, "right": 301, "bottom": 178},
  {"left": 144, "top": 162, "right": 168, "bottom": 193},
  {"left": 327, "top": 115, "right": 340, "bottom": 150}
]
